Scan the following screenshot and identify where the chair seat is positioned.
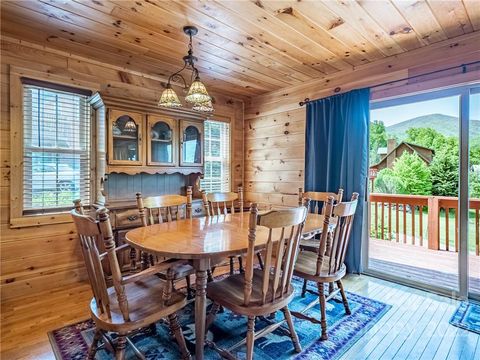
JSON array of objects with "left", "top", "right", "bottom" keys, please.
[
  {"left": 90, "top": 275, "right": 186, "bottom": 333},
  {"left": 155, "top": 260, "right": 195, "bottom": 280},
  {"left": 294, "top": 251, "right": 346, "bottom": 283},
  {"left": 207, "top": 269, "right": 294, "bottom": 316}
]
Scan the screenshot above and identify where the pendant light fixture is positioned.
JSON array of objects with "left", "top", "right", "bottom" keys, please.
[{"left": 158, "top": 26, "right": 213, "bottom": 113}]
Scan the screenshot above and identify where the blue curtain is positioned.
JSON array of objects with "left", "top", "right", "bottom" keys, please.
[{"left": 305, "top": 88, "right": 370, "bottom": 273}]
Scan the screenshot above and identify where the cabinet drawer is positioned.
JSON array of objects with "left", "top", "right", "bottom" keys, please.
[{"left": 115, "top": 208, "right": 142, "bottom": 229}]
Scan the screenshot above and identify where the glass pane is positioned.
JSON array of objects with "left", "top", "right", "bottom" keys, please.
[
  {"left": 183, "top": 125, "right": 201, "bottom": 164},
  {"left": 112, "top": 115, "right": 139, "bottom": 161},
  {"left": 368, "top": 94, "right": 460, "bottom": 291},
  {"left": 151, "top": 121, "right": 173, "bottom": 163},
  {"left": 469, "top": 90, "right": 480, "bottom": 296}
]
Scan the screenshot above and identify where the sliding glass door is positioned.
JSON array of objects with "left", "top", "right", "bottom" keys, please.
[
  {"left": 468, "top": 90, "right": 480, "bottom": 299},
  {"left": 365, "top": 84, "right": 480, "bottom": 299}
]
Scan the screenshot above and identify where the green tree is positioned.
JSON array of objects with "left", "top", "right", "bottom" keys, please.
[
  {"left": 370, "top": 120, "right": 387, "bottom": 164},
  {"left": 430, "top": 152, "right": 459, "bottom": 196},
  {"left": 374, "top": 168, "right": 400, "bottom": 194},
  {"left": 471, "top": 172, "right": 480, "bottom": 198},
  {"left": 392, "top": 152, "right": 432, "bottom": 195}
]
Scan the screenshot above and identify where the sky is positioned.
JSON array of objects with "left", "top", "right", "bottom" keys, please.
[{"left": 371, "top": 92, "right": 480, "bottom": 127}]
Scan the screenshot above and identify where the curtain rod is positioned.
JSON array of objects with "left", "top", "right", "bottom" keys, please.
[{"left": 299, "top": 60, "right": 480, "bottom": 107}]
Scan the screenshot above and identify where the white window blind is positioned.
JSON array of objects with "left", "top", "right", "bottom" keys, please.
[
  {"left": 22, "top": 84, "right": 91, "bottom": 214},
  {"left": 201, "top": 120, "right": 230, "bottom": 192}
]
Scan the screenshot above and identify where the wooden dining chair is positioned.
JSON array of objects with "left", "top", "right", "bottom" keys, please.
[
  {"left": 136, "top": 187, "right": 195, "bottom": 298},
  {"left": 298, "top": 187, "right": 344, "bottom": 297},
  {"left": 205, "top": 202, "right": 308, "bottom": 360},
  {"left": 202, "top": 186, "right": 248, "bottom": 275},
  {"left": 71, "top": 205, "right": 191, "bottom": 360},
  {"left": 292, "top": 193, "right": 359, "bottom": 341}
]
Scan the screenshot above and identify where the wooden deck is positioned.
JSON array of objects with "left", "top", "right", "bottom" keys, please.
[{"left": 369, "top": 238, "right": 480, "bottom": 293}]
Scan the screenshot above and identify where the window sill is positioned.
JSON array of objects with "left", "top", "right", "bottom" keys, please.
[{"left": 9, "top": 213, "right": 73, "bottom": 228}]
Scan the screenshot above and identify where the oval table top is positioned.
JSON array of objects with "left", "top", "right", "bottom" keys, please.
[{"left": 125, "top": 212, "right": 327, "bottom": 260}]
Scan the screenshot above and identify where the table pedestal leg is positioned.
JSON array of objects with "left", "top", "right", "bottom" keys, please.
[{"left": 193, "top": 259, "right": 209, "bottom": 360}]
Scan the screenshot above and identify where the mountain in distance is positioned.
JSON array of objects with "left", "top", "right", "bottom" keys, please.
[{"left": 381, "top": 113, "right": 480, "bottom": 140}]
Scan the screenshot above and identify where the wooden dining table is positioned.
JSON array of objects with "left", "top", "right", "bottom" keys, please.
[{"left": 125, "top": 212, "right": 327, "bottom": 359}]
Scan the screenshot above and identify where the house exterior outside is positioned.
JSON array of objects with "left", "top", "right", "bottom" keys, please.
[{"left": 371, "top": 138, "right": 435, "bottom": 171}]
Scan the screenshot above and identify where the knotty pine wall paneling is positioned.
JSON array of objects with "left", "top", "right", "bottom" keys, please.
[{"left": 0, "top": 38, "right": 245, "bottom": 301}]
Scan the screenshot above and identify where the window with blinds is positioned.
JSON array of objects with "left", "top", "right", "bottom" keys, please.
[
  {"left": 201, "top": 120, "right": 230, "bottom": 192},
  {"left": 22, "top": 83, "right": 91, "bottom": 214}
]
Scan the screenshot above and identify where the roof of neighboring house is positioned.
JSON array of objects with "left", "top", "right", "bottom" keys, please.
[{"left": 371, "top": 141, "right": 435, "bottom": 168}]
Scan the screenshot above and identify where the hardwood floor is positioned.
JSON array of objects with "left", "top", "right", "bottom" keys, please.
[{"left": 1, "top": 275, "right": 478, "bottom": 360}]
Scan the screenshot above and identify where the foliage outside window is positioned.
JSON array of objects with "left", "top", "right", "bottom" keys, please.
[
  {"left": 201, "top": 120, "right": 230, "bottom": 192},
  {"left": 22, "top": 84, "right": 91, "bottom": 214}
]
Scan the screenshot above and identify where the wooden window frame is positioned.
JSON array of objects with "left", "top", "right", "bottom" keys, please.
[{"left": 9, "top": 67, "right": 98, "bottom": 228}]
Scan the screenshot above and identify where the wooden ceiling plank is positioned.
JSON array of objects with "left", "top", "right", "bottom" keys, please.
[
  {"left": 358, "top": 0, "right": 426, "bottom": 51},
  {"left": 261, "top": 0, "right": 386, "bottom": 63},
  {"left": 462, "top": 0, "right": 480, "bottom": 31},
  {"left": 50, "top": 0, "right": 293, "bottom": 90},
  {"left": 209, "top": 0, "right": 350, "bottom": 73},
  {"left": 141, "top": 0, "right": 322, "bottom": 81},
  {"left": 1, "top": 36, "right": 254, "bottom": 101},
  {"left": 174, "top": 0, "right": 331, "bottom": 78},
  {"left": 33, "top": 0, "right": 280, "bottom": 92},
  {"left": 392, "top": 0, "right": 449, "bottom": 45},
  {"left": 105, "top": 1, "right": 305, "bottom": 85},
  {"left": 0, "top": 13, "right": 258, "bottom": 98},
  {"left": 427, "top": 0, "right": 474, "bottom": 38},
  {"left": 5, "top": 1, "right": 271, "bottom": 94},
  {"left": 316, "top": 0, "right": 405, "bottom": 56},
  {"left": 262, "top": 5, "right": 366, "bottom": 67}
]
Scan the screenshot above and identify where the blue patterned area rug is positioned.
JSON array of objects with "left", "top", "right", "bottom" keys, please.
[
  {"left": 450, "top": 301, "right": 480, "bottom": 335},
  {"left": 49, "top": 277, "right": 390, "bottom": 359}
]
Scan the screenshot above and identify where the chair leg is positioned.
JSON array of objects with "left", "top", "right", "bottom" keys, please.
[
  {"left": 88, "top": 329, "right": 102, "bottom": 359},
  {"left": 115, "top": 336, "right": 127, "bottom": 360},
  {"left": 282, "top": 307, "right": 302, "bottom": 353},
  {"left": 317, "top": 283, "right": 328, "bottom": 341},
  {"left": 229, "top": 257, "right": 235, "bottom": 275},
  {"left": 328, "top": 282, "right": 334, "bottom": 294},
  {"left": 246, "top": 316, "right": 255, "bottom": 360},
  {"left": 337, "top": 279, "right": 351, "bottom": 315},
  {"left": 207, "top": 268, "right": 215, "bottom": 282},
  {"left": 168, "top": 313, "right": 191, "bottom": 360},
  {"left": 256, "top": 251, "right": 264, "bottom": 270},
  {"left": 301, "top": 279, "right": 308, "bottom": 298},
  {"left": 186, "top": 275, "right": 193, "bottom": 299},
  {"left": 206, "top": 302, "right": 221, "bottom": 330},
  {"left": 238, "top": 256, "right": 244, "bottom": 273}
]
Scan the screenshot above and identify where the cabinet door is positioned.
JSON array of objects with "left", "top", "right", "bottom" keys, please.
[
  {"left": 108, "top": 109, "right": 143, "bottom": 166},
  {"left": 147, "top": 115, "right": 177, "bottom": 166},
  {"left": 180, "top": 120, "right": 204, "bottom": 166}
]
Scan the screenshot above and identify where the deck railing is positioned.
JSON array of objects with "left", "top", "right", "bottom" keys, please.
[{"left": 369, "top": 193, "right": 480, "bottom": 255}]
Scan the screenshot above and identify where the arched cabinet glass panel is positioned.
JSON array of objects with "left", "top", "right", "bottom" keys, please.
[
  {"left": 180, "top": 120, "right": 203, "bottom": 166},
  {"left": 108, "top": 109, "right": 143, "bottom": 165},
  {"left": 147, "top": 116, "right": 177, "bottom": 166}
]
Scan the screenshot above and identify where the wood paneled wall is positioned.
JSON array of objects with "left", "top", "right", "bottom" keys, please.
[
  {"left": 244, "top": 32, "right": 480, "bottom": 207},
  {"left": 0, "top": 37, "right": 244, "bottom": 301}
]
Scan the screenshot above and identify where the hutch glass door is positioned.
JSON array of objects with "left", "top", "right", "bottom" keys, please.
[
  {"left": 180, "top": 120, "right": 203, "bottom": 166},
  {"left": 109, "top": 110, "right": 143, "bottom": 165},
  {"left": 147, "top": 115, "right": 177, "bottom": 166}
]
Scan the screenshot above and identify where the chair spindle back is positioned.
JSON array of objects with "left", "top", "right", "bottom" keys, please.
[
  {"left": 316, "top": 193, "right": 359, "bottom": 276},
  {"left": 71, "top": 205, "right": 130, "bottom": 321},
  {"left": 202, "top": 186, "right": 243, "bottom": 216},
  {"left": 136, "top": 186, "right": 193, "bottom": 226},
  {"left": 298, "top": 187, "right": 344, "bottom": 215},
  {"left": 244, "top": 201, "right": 308, "bottom": 306}
]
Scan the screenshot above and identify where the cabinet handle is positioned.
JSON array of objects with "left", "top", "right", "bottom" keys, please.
[{"left": 127, "top": 215, "right": 138, "bottom": 221}]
